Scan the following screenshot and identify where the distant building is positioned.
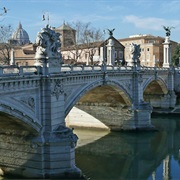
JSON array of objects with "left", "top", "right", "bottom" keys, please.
[
  {"left": 0, "top": 22, "right": 33, "bottom": 65},
  {"left": 119, "top": 34, "right": 178, "bottom": 67},
  {"left": 10, "top": 44, "right": 36, "bottom": 66},
  {"left": 61, "top": 35, "right": 125, "bottom": 65},
  {"left": 9, "top": 22, "right": 30, "bottom": 46},
  {"left": 7, "top": 22, "right": 35, "bottom": 66},
  {"left": 55, "top": 23, "right": 125, "bottom": 65},
  {"left": 53, "top": 22, "right": 76, "bottom": 48}
]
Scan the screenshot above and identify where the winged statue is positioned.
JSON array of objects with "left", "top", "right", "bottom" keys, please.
[
  {"left": 107, "top": 28, "right": 115, "bottom": 36},
  {"left": 163, "top": 26, "right": 175, "bottom": 36}
]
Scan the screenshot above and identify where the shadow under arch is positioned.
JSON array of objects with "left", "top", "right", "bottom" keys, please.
[
  {"left": 65, "top": 79, "right": 132, "bottom": 117},
  {"left": 143, "top": 76, "right": 168, "bottom": 94},
  {"left": 0, "top": 111, "right": 40, "bottom": 178},
  {"left": 0, "top": 111, "right": 39, "bottom": 136},
  {"left": 0, "top": 101, "right": 41, "bottom": 133},
  {"left": 143, "top": 76, "right": 170, "bottom": 109}
]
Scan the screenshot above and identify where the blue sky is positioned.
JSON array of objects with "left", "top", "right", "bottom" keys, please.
[{"left": 1, "top": 0, "right": 180, "bottom": 43}]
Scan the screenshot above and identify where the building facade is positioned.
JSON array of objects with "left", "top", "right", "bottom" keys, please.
[
  {"left": 10, "top": 44, "right": 36, "bottom": 66},
  {"left": 61, "top": 36, "right": 125, "bottom": 65},
  {"left": 119, "top": 34, "right": 178, "bottom": 67},
  {"left": 53, "top": 22, "right": 76, "bottom": 48}
]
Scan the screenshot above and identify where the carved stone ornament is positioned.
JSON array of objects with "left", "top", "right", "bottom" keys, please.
[
  {"left": 20, "top": 97, "right": 35, "bottom": 110},
  {"left": 51, "top": 79, "right": 64, "bottom": 100},
  {"left": 35, "top": 25, "right": 61, "bottom": 60}
]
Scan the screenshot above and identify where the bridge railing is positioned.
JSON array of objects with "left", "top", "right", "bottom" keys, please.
[
  {"left": 0, "top": 64, "right": 171, "bottom": 77},
  {"left": 0, "top": 66, "right": 41, "bottom": 76},
  {"left": 140, "top": 66, "right": 169, "bottom": 72},
  {"left": 60, "top": 64, "right": 133, "bottom": 73}
]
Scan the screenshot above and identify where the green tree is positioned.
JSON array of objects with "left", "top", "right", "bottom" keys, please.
[{"left": 172, "top": 44, "right": 180, "bottom": 66}]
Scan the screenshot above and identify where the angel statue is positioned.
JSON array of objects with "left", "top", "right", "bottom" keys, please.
[
  {"left": 163, "top": 26, "right": 175, "bottom": 37},
  {"left": 129, "top": 43, "right": 141, "bottom": 66}
]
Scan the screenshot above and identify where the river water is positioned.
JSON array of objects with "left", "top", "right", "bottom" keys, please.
[
  {"left": 1, "top": 114, "right": 180, "bottom": 180},
  {"left": 75, "top": 114, "right": 180, "bottom": 180}
]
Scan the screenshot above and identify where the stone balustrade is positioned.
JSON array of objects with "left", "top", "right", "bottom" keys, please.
[{"left": 0, "top": 65, "right": 173, "bottom": 77}]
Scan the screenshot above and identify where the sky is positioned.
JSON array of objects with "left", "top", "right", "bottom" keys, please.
[{"left": 0, "top": 0, "right": 180, "bottom": 43}]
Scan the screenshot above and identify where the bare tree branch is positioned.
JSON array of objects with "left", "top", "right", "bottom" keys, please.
[
  {"left": 65, "top": 21, "right": 103, "bottom": 64},
  {"left": 0, "top": 25, "right": 14, "bottom": 65}
]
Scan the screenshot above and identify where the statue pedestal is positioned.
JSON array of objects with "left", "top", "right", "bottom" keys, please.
[
  {"left": 47, "top": 57, "right": 61, "bottom": 74},
  {"left": 21, "top": 128, "right": 82, "bottom": 179},
  {"left": 163, "top": 36, "right": 171, "bottom": 68}
]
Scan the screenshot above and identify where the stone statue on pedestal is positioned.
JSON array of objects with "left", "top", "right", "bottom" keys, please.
[
  {"left": 34, "top": 25, "right": 62, "bottom": 72},
  {"left": 129, "top": 42, "right": 141, "bottom": 66},
  {"left": 35, "top": 25, "right": 61, "bottom": 59}
]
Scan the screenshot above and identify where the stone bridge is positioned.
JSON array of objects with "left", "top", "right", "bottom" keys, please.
[{"left": 0, "top": 26, "right": 180, "bottom": 178}]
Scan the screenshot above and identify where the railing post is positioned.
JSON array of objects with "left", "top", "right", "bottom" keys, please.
[
  {"left": 0, "top": 67, "right": 3, "bottom": 75},
  {"left": 19, "top": 66, "right": 23, "bottom": 75}
]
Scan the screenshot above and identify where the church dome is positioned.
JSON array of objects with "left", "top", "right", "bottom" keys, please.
[{"left": 11, "top": 22, "right": 30, "bottom": 45}]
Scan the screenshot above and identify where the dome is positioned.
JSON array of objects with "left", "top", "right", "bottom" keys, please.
[{"left": 11, "top": 22, "right": 30, "bottom": 45}]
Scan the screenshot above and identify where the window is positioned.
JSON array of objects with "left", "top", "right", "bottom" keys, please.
[
  {"left": 119, "top": 52, "right": 123, "bottom": 58},
  {"left": 148, "top": 40, "right": 155, "bottom": 43},
  {"left": 115, "top": 51, "right": 117, "bottom": 58},
  {"left": 147, "top": 48, "right": 150, "bottom": 51}
]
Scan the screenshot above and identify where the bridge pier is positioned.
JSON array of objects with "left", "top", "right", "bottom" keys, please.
[
  {"left": 25, "top": 128, "right": 81, "bottom": 179},
  {"left": 123, "top": 45, "right": 154, "bottom": 130},
  {"left": 122, "top": 102, "right": 153, "bottom": 130},
  {"left": 31, "top": 26, "right": 82, "bottom": 179}
]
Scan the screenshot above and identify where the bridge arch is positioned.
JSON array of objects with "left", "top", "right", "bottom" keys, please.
[
  {"left": 143, "top": 76, "right": 170, "bottom": 109},
  {"left": 0, "top": 100, "right": 41, "bottom": 133},
  {"left": 143, "top": 76, "right": 168, "bottom": 94},
  {"left": 65, "top": 79, "right": 132, "bottom": 117}
]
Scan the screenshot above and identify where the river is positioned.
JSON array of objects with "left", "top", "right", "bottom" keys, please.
[
  {"left": 75, "top": 114, "right": 180, "bottom": 180},
  {"left": 1, "top": 113, "right": 180, "bottom": 179}
]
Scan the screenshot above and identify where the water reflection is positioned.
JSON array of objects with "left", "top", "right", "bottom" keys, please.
[{"left": 75, "top": 115, "right": 180, "bottom": 180}]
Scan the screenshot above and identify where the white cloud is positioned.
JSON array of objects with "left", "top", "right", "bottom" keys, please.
[{"left": 123, "top": 15, "right": 180, "bottom": 31}]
